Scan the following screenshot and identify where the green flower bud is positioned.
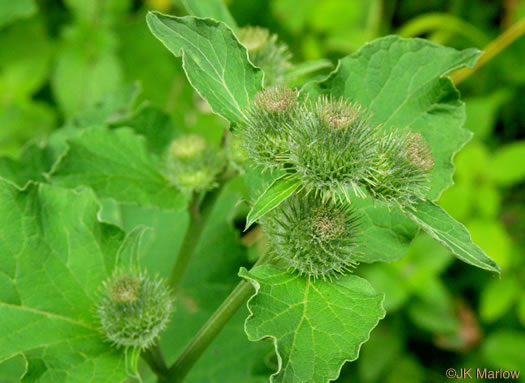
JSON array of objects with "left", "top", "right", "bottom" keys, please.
[
  {"left": 238, "top": 86, "right": 298, "bottom": 170},
  {"left": 286, "top": 96, "right": 377, "bottom": 201},
  {"left": 97, "top": 271, "right": 173, "bottom": 350},
  {"left": 239, "top": 26, "right": 291, "bottom": 86},
  {"left": 264, "top": 193, "right": 361, "bottom": 280},
  {"left": 367, "top": 130, "right": 431, "bottom": 207},
  {"left": 165, "top": 134, "right": 225, "bottom": 192},
  {"left": 169, "top": 134, "right": 206, "bottom": 161}
]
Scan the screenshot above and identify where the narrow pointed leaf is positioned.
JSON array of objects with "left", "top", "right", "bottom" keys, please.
[
  {"left": 245, "top": 175, "right": 301, "bottom": 230},
  {"left": 406, "top": 200, "right": 501, "bottom": 273},
  {"left": 240, "top": 265, "right": 385, "bottom": 383},
  {"left": 146, "top": 12, "right": 263, "bottom": 124}
]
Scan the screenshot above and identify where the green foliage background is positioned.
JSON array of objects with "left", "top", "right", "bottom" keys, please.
[{"left": 0, "top": 0, "right": 524, "bottom": 382}]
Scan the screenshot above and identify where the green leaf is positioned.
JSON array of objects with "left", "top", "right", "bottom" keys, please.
[
  {"left": 482, "top": 331, "right": 525, "bottom": 372},
  {"left": 0, "top": 18, "right": 51, "bottom": 102},
  {"left": 240, "top": 265, "right": 385, "bottom": 383},
  {"left": 181, "top": 0, "right": 238, "bottom": 32},
  {"left": 305, "top": 36, "right": 480, "bottom": 200},
  {"left": 406, "top": 200, "right": 500, "bottom": 273},
  {"left": 245, "top": 175, "right": 302, "bottom": 230},
  {"left": 146, "top": 12, "right": 263, "bottom": 124},
  {"left": 0, "top": 0, "right": 36, "bottom": 28},
  {"left": 480, "top": 277, "right": 520, "bottom": 323},
  {"left": 51, "top": 26, "right": 123, "bottom": 117},
  {"left": 0, "top": 101, "right": 56, "bottom": 156},
  {"left": 73, "top": 82, "right": 140, "bottom": 129},
  {"left": 50, "top": 127, "right": 188, "bottom": 210},
  {"left": 350, "top": 197, "right": 418, "bottom": 263},
  {"left": 0, "top": 180, "right": 129, "bottom": 382},
  {"left": 285, "top": 59, "right": 333, "bottom": 86},
  {"left": 0, "top": 144, "right": 54, "bottom": 187},
  {"left": 488, "top": 141, "right": 525, "bottom": 186},
  {"left": 110, "top": 103, "right": 177, "bottom": 155}
]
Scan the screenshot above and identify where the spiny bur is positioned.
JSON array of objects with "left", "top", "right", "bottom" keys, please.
[
  {"left": 263, "top": 193, "right": 361, "bottom": 280},
  {"left": 368, "top": 130, "right": 433, "bottom": 207},
  {"left": 286, "top": 96, "right": 378, "bottom": 201},
  {"left": 165, "top": 134, "right": 224, "bottom": 192},
  {"left": 97, "top": 271, "right": 173, "bottom": 350},
  {"left": 239, "top": 86, "right": 298, "bottom": 170}
]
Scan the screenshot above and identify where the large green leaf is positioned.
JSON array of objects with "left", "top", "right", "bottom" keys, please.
[
  {"left": 407, "top": 200, "right": 500, "bottom": 273},
  {"left": 305, "top": 36, "right": 480, "bottom": 201},
  {"left": 146, "top": 12, "right": 263, "bottom": 124},
  {"left": 0, "top": 180, "right": 130, "bottom": 382},
  {"left": 181, "top": 0, "right": 238, "bottom": 32},
  {"left": 245, "top": 175, "right": 302, "bottom": 230},
  {"left": 50, "top": 127, "right": 188, "bottom": 210},
  {"left": 240, "top": 265, "right": 385, "bottom": 383}
]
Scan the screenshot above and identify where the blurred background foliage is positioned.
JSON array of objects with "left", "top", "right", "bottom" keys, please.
[{"left": 0, "top": 0, "right": 524, "bottom": 382}]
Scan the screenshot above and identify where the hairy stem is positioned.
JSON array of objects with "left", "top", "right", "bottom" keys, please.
[
  {"left": 142, "top": 343, "right": 169, "bottom": 381},
  {"left": 167, "top": 250, "right": 274, "bottom": 382},
  {"left": 169, "top": 186, "right": 223, "bottom": 292},
  {"left": 451, "top": 17, "right": 525, "bottom": 85}
]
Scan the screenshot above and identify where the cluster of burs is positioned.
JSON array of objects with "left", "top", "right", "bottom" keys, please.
[{"left": 238, "top": 85, "right": 434, "bottom": 280}]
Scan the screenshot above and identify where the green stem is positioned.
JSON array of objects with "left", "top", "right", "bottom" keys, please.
[
  {"left": 166, "top": 250, "right": 274, "bottom": 382},
  {"left": 142, "top": 343, "right": 169, "bottom": 381},
  {"left": 168, "top": 186, "right": 223, "bottom": 292},
  {"left": 451, "top": 16, "right": 525, "bottom": 85}
]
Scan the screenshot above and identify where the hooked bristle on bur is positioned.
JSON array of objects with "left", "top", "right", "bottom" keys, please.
[
  {"left": 285, "top": 96, "right": 378, "bottom": 202},
  {"left": 237, "top": 86, "right": 298, "bottom": 170},
  {"left": 366, "top": 130, "right": 432, "bottom": 208},
  {"left": 407, "top": 132, "right": 434, "bottom": 172}
]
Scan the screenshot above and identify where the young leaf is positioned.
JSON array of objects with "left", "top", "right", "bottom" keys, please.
[
  {"left": 240, "top": 265, "right": 385, "bottom": 383},
  {"left": 181, "top": 0, "right": 238, "bottom": 32},
  {"left": 406, "top": 200, "right": 501, "bottom": 273},
  {"left": 51, "top": 127, "right": 188, "bottom": 210},
  {"left": 245, "top": 175, "right": 302, "bottom": 230},
  {"left": 146, "top": 12, "right": 263, "bottom": 124},
  {"left": 305, "top": 36, "right": 481, "bottom": 201},
  {"left": 0, "top": 180, "right": 130, "bottom": 382}
]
